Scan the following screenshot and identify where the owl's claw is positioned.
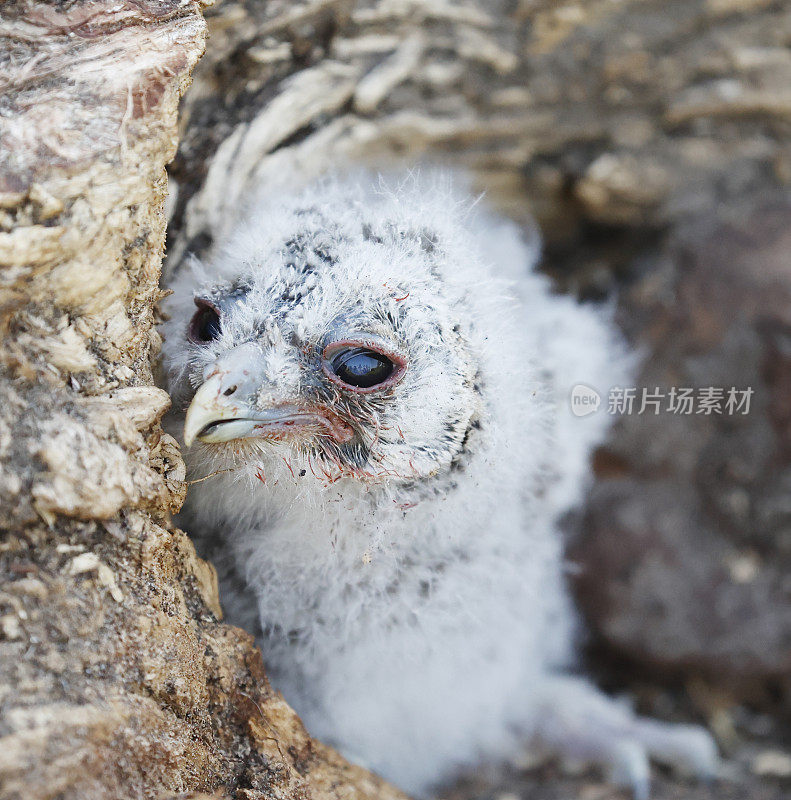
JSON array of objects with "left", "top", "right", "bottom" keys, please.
[
  {"left": 607, "top": 740, "right": 650, "bottom": 800},
  {"left": 532, "top": 677, "right": 719, "bottom": 799},
  {"left": 630, "top": 718, "right": 719, "bottom": 781}
]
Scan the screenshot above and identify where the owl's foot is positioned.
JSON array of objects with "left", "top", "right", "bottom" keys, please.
[{"left": 532, "top": 676, "right": 718, "bottom": 800}]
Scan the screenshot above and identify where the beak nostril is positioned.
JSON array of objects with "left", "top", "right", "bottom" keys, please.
[{"left": 223, "top": 385, "right": 238, "bottom": 396}]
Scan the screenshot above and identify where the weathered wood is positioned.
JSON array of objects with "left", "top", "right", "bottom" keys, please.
[{"left": 168, "top": 0, "right": 791, "bottom": 270}]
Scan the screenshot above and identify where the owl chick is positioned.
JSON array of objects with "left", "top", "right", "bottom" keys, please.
[{"left": 162, "top": 173, "right": 717, "bottom": 799}]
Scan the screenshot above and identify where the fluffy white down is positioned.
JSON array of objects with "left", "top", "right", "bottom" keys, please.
[{"left": 162, "top": 173, "right": 632, "bottom": 795}]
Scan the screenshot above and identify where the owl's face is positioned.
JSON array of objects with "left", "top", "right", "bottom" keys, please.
[{"left": 163, "top": 186, "right": 486, "bottom": 488}]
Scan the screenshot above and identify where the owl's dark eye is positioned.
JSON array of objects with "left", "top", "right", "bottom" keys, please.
[
  {"left": 322, "top": 340, "right": 407, "bottom": 393},
  {"left": 330, "top": 348, "right": 394, "bottom": 389},
  {"left": 188, "top": 299, "right": 221, "bottom": 344}
]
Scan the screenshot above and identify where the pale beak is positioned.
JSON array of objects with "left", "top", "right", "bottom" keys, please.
[
  {"left": 183, "top": 371, "right": 355, "bottom": 447},
  {"left": 184, "top": 373, "right": 263, "bottom": 447}
]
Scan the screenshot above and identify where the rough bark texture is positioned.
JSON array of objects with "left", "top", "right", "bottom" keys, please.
[
  {"left": 0, "top": 4, "right": 406, "bottom": 800},
  {"left": 168, "top": 0, "right": 791, "bottom": 266},
  {"left": 2, "top": 0, "right": 791, "bottom": 799}
]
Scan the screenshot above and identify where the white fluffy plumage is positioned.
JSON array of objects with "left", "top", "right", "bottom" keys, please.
[{"left": 162, "top": 173, "right": 717, "bottom": 799}]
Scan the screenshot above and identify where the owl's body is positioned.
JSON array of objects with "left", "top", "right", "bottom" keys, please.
[{"left": 163, "top": 174, "right": 716, "bottom": 798}]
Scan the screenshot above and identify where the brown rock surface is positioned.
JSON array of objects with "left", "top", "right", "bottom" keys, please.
[{"left": 571, "top": 193, "right": 791, "bottom": 698}]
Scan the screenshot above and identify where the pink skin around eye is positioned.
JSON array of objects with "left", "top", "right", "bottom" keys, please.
[{"left": 321, "top": 339, "right": 408, "bottom": 394}]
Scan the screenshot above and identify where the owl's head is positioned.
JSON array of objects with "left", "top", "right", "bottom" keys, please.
[{"left": 162, "top": 175, "right": 517, "bottom": 490}]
